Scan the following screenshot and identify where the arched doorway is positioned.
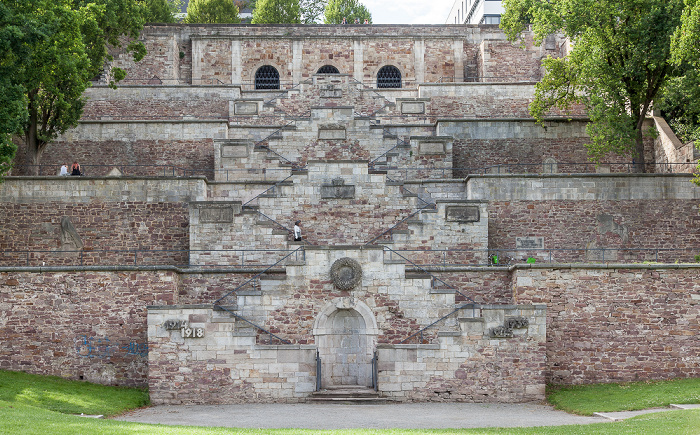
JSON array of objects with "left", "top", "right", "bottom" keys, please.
[{"left": 314, "top": 299, "right": 378, "bottom": 387}]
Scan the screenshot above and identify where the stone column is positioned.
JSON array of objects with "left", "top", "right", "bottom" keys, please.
[
  {"left": 353, "top": 39, "right": 364, "bottom": 83},
  {"left": 231, "top": 39, "right": 242, "bottom": 85},
  {"left": 292, "top": 40, "right": 303, "bottom": 84},
  {"left": 192, "top": 38, "right": 202, "bottom": 85},
  {"left": 454, "top": 39, "right": 464, "bottom": 82},
  {"left": 414, "top": 38, "right": 425, "bottom": 83}
]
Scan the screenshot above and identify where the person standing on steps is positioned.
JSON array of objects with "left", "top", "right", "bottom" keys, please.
[{"left": 293, "top": 220, "right": 302, "bottom": 241}]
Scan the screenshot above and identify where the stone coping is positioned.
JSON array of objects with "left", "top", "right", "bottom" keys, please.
[
  {"left": 147, "top": 304, "right": 214, "bottom": 310},
  {"left": 4, "top": 176, "right": 208, "bottom": 181},
  {"left": 253, "top": 345, "right": 316, "bottom": 350},
  {"left": 307, "top": 159, "right": 369, "bottom": 164},
  {"left": 304, "top": 245, "right": 385, "bottom": 251},
  {"left": 79, "top": 119, "right": 227, "bottom": 124},
  {"left": 434, "top": 199, "right": 488, "bottom": 204},
  {"left": 479, "top": 304, "right": 547, "bottom": 310},
  {"left": 2, "top": 263, "right": 699, "bottom": 274},
  {"left": 464, "top": 172, "right": 696, "bottom": 181},
  {"left": 436, "top": 117, "right": 590, "bottom": 122},
  {"left": 377, "top": 344, "right": 441, "bottom": 350},
  {"left": 0, "top": 266, "right": 287, "bottom": 274},
  {"left": 410, "top": 135, "right": 453, "bottom": 140}
]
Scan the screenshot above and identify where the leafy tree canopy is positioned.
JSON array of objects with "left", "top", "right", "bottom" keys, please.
[
  {"left": 0, "top": 0, "right": 146, "bottom": 175},
  {"left": 501, "top": 0, "right": 685, "bottom": 172},
  {"left": 324, "top": 0, "right": 371, "bottom": 24},
  {"left": 185, "top": 0, "right": 241, "bottom": 24},
  {"left": 142, "top": 0, "right": 182, "bottom": 23},
  {"left": 300, "top": 0, "right": 326, "bottom": 23},
  {"left": 672, "top": 0, "right": 700, "bottom": 65},
  {"left": 251, "top": 0, "right": 301, "bottom": 23}
]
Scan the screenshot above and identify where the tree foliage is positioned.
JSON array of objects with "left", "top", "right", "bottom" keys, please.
[
  {"left": 185, "top": 0, "right": 241, "bottom": 24},
  {"left": 501, "top": 0, "right": 685, "bottom": 172},
  {"left": 300, "top": 0, "right": 326, "bottom": 23},
  {"left": 251, "top": 0, "right": 301, "bottom": 23},
  {"left": 324, "top": 0, "right": 371, "bottom": 24},
  {"left": 142, "top": 0, "right": 181, "bottom": 23},
  {"left": 672, "top": 0, "right": 700, "bottom": 64},
  {"left": 0, "top": 0, "right": 146, "bottom": 175}
]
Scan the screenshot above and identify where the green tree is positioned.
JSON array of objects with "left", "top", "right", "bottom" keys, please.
[
  {"left": 4, "top": 0, "right": 146, "bottom": 175},
  {"left": 251, "top": 0, "right": 301, "bottom": 23},
  {"left": 324, "top": 0, "right": 371, "bottom": 24},
  {"left": 501, "top": 0, "right": 685, "bottom": 172},
  {"left": 142, "top": 0, "right": 181, "bottom": 23},
  {"left": 300, "top": 0, "right": 326, "bottom": 23},
  {"left": 185, "top": 0, "right": 241, "bottom": 24},
  {"left": 672, "top": 0, "right": 700, "bottom": 64}
]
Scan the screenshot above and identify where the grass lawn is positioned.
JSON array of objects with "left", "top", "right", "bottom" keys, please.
[
  {"left": 1, "top": 369, "right": 699, "bottom": 434},
  {"left": 0, "top": 369, "right": 149, "bottom": 416},
  {"left": 547, "top": 378, "right": 700, "bottom": 415}
]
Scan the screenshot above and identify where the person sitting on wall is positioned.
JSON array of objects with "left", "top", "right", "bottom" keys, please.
[
  {"left": 293, "top": 220, "right": 302, "bottom": 241},
  {"left": 354, "top": 18, "right": 360, "bottom": 24},
  {"left": 364, "top": 19, "right": 369, "bottom": 24},
  {"left": 71, "top": 161, "right": 82, "bottom": 176},
  {"left": 341, "top": 17, "right": 347, "bottom": 24},
  {"left": 60, "top": 164, "right": 69, "bottom": 176}
]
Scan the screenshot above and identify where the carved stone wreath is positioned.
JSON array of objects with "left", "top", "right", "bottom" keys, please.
[{"left": 330, "top": 257, "right": 362, "bottom": 290}]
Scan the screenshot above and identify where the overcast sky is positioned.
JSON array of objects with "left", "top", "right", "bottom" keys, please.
[{"left": 363, "top": 0, "right": 457, "bottom": 24}]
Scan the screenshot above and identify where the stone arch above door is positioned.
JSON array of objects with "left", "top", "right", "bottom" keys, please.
[{"left": 313, "top": 298, "right": 379, "bottom": 336}]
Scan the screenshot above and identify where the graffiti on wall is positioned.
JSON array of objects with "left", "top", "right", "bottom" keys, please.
[{"left": 76, "top": 335, "right": 148, "bottom": 359}]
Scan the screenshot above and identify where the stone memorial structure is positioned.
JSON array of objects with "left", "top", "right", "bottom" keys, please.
[{"left": 0, "top": 24, "right": 699, "bottom": 405}]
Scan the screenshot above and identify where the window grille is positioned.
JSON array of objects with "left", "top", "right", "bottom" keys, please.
[
  {"left": 376, "top": 65, "right": 401, "bottom": 88},
  {"left": 255, "top": 65, "right": 280, "bottom": 90},
  {"left": 317, "top": 65, "right": 340, "bottom": 74}
]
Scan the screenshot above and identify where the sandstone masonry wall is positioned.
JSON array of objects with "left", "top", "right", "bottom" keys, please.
[{"left": 513, "top": 267, "right": 700, "bottom": 384}]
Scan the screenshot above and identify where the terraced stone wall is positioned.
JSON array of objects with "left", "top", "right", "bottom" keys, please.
[{"left": 513, "top": 267, "right": 700, "bottom": 384}]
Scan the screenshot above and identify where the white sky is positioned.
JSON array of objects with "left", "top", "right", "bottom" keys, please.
[{"left": 363, "top": 0, "right": 456, "bottom": 24}]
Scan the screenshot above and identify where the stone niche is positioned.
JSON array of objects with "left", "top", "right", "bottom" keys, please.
[
  {"left": 320, "top": 178, "right": 355, "bottom": 199},
  {"left": 191, "top": 202, "right": 240, "bottom": 223},
  {"left": 445, "top": 205, "right": 480, "bottom": 223}
]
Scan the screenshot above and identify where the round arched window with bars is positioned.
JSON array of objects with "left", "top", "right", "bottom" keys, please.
[
  {"left": 255, "top": 65, "right": 280, "bottom": 90},
  {"left": 317, "top": 65, "right": 340, "bottom": 74},
  {"left": 376, "top": 65, "right": 401, "bottom": 88}
]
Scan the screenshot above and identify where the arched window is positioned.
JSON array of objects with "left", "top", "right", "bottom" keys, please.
[
  {"left": 377, "top": 65, "right": 401, "bottom": 88},
  {"left": 255, "top": 65, "right": 280, "bottom": 90},
  {"left": 317, "top": 65, "right": 340, "bottom": 74}
]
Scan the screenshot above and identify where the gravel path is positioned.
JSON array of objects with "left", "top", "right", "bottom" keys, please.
[{"left": 115, "top": 402, "right": 609, "bottom": 429}]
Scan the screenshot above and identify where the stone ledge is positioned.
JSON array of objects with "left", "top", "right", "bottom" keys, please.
[{"left": 377, "top": 344, "right": 441, "bottom": 350}]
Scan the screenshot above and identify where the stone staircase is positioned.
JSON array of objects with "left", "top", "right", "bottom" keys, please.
[{"left": 310, "top": 385, "right": 385, "bottom": 404}]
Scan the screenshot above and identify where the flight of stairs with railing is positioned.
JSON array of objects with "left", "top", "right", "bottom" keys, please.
[{"left": 193, "top": 74, "right": 492, "bottom": 345}]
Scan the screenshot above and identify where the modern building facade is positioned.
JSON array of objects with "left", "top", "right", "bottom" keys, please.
[{"left": 446, "top": 0, "right": 504, "bottom": 25}]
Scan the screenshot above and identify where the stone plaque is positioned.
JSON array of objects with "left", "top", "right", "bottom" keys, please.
[
  {"left": 234, "top": 102, "right": 258, "bottom": 115},
  {"left": 445, "top": 206, "right": 480, "bottom": 223},
  {"left": 330, "top": 257, "right": 362, "bottom": 290},
  {"left": 198, "top": 205, "right": 235, "bottom": 223},
  {"left": 419, "top": 142, "right": 446, "bottom": 155},
  {"left": 319, "top": 128, "right": 346, "bottom": 140},
  {"left": 401, "top": 102, "right": 425, "bottom": 114},
  {"left": 320, "top": 86, "right": 342, "bottom": 98},
  {"left": 221, "top": 144, "right": 249, "bottom": 158},
  {"left": 321, "top": 178, "right": 355, "bottom": 199},
  {"left": 515, "top": 237, "right": 544, "bottom": 249}
]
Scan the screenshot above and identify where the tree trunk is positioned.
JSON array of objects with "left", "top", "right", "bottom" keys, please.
[
  {"left": 634, "top": 123, "right": 647, "bottom": 174},
  {"left": 25, "top": 92, "right": 45, "bottom": 176}
]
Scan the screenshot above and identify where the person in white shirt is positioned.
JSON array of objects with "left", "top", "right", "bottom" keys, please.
[
  {"left": 293, "top": 220, "right": 302, "bottom": 241},
  {"left": 60, "top": 164, "right": 69, "bottom": 176}
]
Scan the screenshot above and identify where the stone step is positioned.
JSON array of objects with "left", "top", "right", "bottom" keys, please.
[{"left": 310, "top": 386, "right": 385, "bottom": 404}]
